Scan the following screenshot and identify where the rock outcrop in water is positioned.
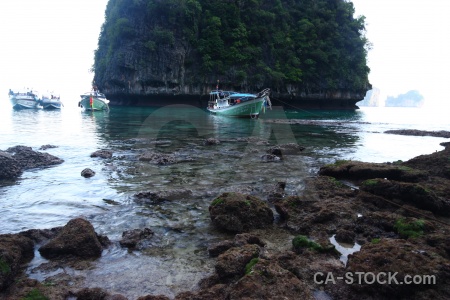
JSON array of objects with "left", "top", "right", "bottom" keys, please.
[
  {"left": 93, "top": 0, "right": 371, "bottom": 109},
  {"left": 0, "top": 146, "right": 64, "bottom": 180},
  {"left": 38, "top": 218, "right": 106, "bottom": 259}
]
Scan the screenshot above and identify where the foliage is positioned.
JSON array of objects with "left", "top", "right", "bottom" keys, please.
[
  {"left": 21, "top": 289, "right": 49, "bottom": 300},
  {"left": 371, "top": 238, "right": 381, "bottom": 244},
  {"left": 0, "top": 257, "right": 10, "bottom": 274},
  {"left": 93, "top": 0, "right": 371, "bottom": 93},
  {"left": 292, "top": 235, "right": 336, "bottom": 253},
  {"left": 362, "top": 179, "right": 379, "bottom": 186},
  {"left": 211, "top": 198, "right": 224, "bottom": 206},
  {"left": 394, "top": 218, "right": 425, "bottom": 239},
  {"left": 245, "top": 257, "right": 259, "bottom": 275}
]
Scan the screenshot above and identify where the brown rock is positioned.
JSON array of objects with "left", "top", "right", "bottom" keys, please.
[
  {"left": 119, "top": 228, "right": 154, "bottom": 249},
  {"left": 0, "top": 234, "right": 34, "bottom": 291},
  {"left": 229, "top": 259, "right": 313, "bottom": 299},
  {"left": 209, "top": 192, "right": 274, "bottom": 233},
  {"left": 91, "top": 150, "right": 113, "bottom": 159},
  {"left": 346, "top": 238, "right": 449, "bottom": 297},
  {"left": 81, "top": 168, "right": 96, "bottom": 178},
  {"left": 215, "top": 244, "right": 260, "bottom": 280},
  {"left": 38, "top": 218, "right": 103, "bottom": 259}
]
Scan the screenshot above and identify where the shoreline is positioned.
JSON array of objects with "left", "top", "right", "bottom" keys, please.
[{"left": 1, "top": 138, "right": 449, "bottom": 299}]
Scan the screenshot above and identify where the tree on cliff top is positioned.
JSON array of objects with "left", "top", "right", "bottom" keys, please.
[{"left": 93, "top": 0, "right": 371, "bottom": 95}]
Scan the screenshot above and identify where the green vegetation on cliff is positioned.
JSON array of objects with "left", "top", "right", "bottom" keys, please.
[{"left": 93, "top": 0, "right": 370, "bottom": 97}]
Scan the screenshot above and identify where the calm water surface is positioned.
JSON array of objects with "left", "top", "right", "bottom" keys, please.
[{"left": 0, "top": 100, "right": 448, "bottom": 298}]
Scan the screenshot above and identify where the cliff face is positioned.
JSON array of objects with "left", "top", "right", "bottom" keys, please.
[
  {"left": 357, "top": 88, "right": 381, "bottom": 107},
  {"left": 93, "top": 0, "right": 371, "bottom": 109}
]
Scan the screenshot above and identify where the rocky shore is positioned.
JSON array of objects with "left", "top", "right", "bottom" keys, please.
[{"left": 0, "top": 136, "right": 449, "bottom": 299}]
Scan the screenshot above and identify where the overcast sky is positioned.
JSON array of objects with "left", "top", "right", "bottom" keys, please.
[
  {"left": 0, "top": 0, "right": 108, "bottom": 102},
  {"left": 352, "top": 0, "right": 450, "bottom": 106},
  {"left": 1, "top": 0, "right": 449, "bottom": 107}
]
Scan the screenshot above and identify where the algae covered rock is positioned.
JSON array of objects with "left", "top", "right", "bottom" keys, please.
[
  {"left": 208, "top": 192, "right": 274, "bottom": 233},
  {"left": 0, "top": 234, "right": 34, "bottom": 291}
]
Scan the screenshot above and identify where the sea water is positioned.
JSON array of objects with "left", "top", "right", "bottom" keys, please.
[{"left": 0, "top": 100, "right": 448, "bottom": 298}]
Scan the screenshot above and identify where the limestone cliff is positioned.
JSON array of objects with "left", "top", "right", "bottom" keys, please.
[{"left": 93, "top": 0, "right": 371, "bottom": 109}]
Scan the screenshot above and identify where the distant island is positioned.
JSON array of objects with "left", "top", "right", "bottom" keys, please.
[
  {"left": 385, "top": 90, "right": 424, "bottom": 107},
  {"left": 92, "top": 0, "right": 371, "bottom": 109},
  {"left": 357, "top": 88, "right": 381, "bottom": 107}
]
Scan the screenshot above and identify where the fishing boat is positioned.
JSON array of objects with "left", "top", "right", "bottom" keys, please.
[
  {"left": 41, "top": 92, "right": 63, "bottom": 109},
  {"left": 8, "top": 88, "right": 40, "bottom": 109},
  {"left": 207, "top": 88, "right": 271, "bottom": 118},
  {"left": 78, "top": 90, "right": 110, "bottom": 111}
]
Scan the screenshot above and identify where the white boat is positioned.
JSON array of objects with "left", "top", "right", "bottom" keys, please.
[
  {"left": 41, "top": 92, "right": 63, "bottom": 109},
  {"left": 207, "top": 88, "right": 271, "bottom": 118},
  {"left": 8, "top": 88, "right": 40, "bottom": 109},
  {"left": 78, "top": 90, "right": 110, "bottom": 111}
]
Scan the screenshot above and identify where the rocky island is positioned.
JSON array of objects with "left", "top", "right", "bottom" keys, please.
[{"left": 92, "top": 0, "right": 371, "bottom": 109}]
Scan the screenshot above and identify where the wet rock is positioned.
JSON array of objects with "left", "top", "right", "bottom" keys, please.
[
  {"left": 204, "top": 138, "right": 220, "bottom": 145},
  {"left": 335, "top": 229, "right": 356, "bottom": 244},
  {"left": 90, "top": 150, "right": 113, "bottom": 159},
  {"left": 228, "top": 259, "right": 313, "bottom": 299},
  {"left": 74, "top": 287, "right": 112, "bottom": 300},
  {"left": 138, "top": 151, "right": 176, "bottom": 165},
  {"left": 404, "top": 143, "right": 450, "bottom": 179},
  {"left": 215, "top": 244, "right": 260, "bottom": 280},
  {"left": 319, "top": 160, "right": 428, "bottom": 183},
  {"left": 39, "top": 144, "right": 58, "bottom": 150},
  {"left": 426, "top": 233, "right": 450, "bottom": 259},
  {"left": 81, "top": 168, "right": 96, "bottom": 178},
  {"left": 385, "top": 129, "right": 450, "bottom": 138},
  {"left": 346, "top": 238, "right": 449, "bottom": 298},
  {"left": 233, "top": 233, "right": 266, "bottom": 247},
  {"left": 0, "top": 151, "right": 22, "bottom": 180},
  {"left": 208, "top": 233, "right": 265, "bottom": 257},
  {"left": 266, "top": 181, "right": 286, "bottom": 202},
  {"left": 138, "top": 295, "right": 170, "bottom": 300},
  {"left": 175, "top": 285, "right": 229, "bottom": 300},
  {"left": 38, "top": 218, "right": 103, "bottom": 259},
  {"left": 209, "top": 192, "right": 274, "bottom": 233},
  {"left": 6, "top": 145, "right": 64, "bottom": 170},
  {"left": 119, "top": 228, "right": 154, "bottom": 249},
  {"left": 134, "top": 189, "right": 193, "bottom": 204},
  {"left": 261, "top": 154, "right": 281, "bottom": 162},
  {"left": 267, "top": 143, "right": 305, "bottom": 157},
  {"left": 277, "top": 250, "right": 338, "bottom": 277},
  {"left": 360, "top": 178, "right": 450, "bottom": 216},
  {"left": 72, "top": 292, "right": 125, "bottom": 300},
  {"left": 208, "top": 240, "right": 235, "bottom": 257},
  {"left": 0, "top": 234, "right": 34, "bottom": 291}
]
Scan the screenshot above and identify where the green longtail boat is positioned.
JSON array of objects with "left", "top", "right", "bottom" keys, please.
[
  {"left": 79, "top": 91, "right": 110, "bottom": 111},
  {"left": 207, "top": 88, "right": 271, "bottom": 118}
]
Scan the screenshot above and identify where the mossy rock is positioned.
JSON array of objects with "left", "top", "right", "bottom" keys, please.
[
  {"left": 394, "top": 218, "right": 425, "bottom": 239},
  {"left": 292, "top": 235, "right": 337, "bottom": 254},
  {"left": 209, "top": 192, "right": 274, "bottom": 233}
]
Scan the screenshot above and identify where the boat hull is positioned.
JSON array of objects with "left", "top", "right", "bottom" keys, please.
[
  {"left": 207, "top": 97, "right": 266, "bottom": 118},
  {"left": 9, "top": 95, "right": 40, "bottom": 109},
  {"left": 41, "top": 99, "right": 62, "bottom": 109},
  {"left": 79, "top": 96, "right": 109, "bottom": 111}
]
